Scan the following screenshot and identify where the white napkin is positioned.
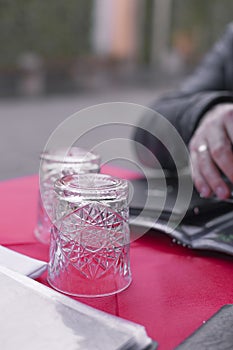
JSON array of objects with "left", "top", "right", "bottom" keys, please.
[
  {"left": 0, "top": 245, "right": 47, "bottom": 278},
  {"left": 0, "top": 266, "right": 154, "bottom": 350}
]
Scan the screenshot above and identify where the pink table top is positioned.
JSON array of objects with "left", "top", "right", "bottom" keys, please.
[{"left": 1, "top": 169, "right": 233, "bottom": 350}]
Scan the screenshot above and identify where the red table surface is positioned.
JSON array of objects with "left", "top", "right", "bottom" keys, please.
[{"left": 1, "top": 170, "right": 233, "bottom": 350}]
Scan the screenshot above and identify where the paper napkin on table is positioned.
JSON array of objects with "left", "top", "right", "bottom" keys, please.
[
  {"left": 0, "top": 266, "right": 157, "bottom": 350},
  {"left": 0, "top": 245, "right": 47, "bottom": 278}
]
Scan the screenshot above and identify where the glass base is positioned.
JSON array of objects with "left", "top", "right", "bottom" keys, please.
[{"left": 47, "top": 276, "right": 132, "bottom": 297}]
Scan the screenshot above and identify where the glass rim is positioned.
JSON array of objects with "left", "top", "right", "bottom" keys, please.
[
  {"left": 40, "top": 147, "right": 100, "bottom": 164},
  {"left": 54, "top": 173, "right": 129, "bottom": 199}
]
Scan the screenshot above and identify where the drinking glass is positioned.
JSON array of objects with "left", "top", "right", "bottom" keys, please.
[
  {"left": 47, "top": 173, "right": 132, "bottom": 297},
  {"left": 34, "top": 147, "right": 100, "bottom": 244}
]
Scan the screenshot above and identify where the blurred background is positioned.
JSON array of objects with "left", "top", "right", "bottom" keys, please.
[{"left": 1, "top": 0, "right": 233, "bottom": 179}]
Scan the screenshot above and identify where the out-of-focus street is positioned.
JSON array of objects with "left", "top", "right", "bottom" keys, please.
[{"left": 0, "top": 86, "right": 165, "bottom": 180}]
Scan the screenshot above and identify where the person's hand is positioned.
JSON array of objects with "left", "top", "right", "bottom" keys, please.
[{"left": 189, "top": 103, "right": 233, "bottom": 199}]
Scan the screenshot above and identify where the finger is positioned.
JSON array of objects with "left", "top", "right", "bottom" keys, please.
[
  {"left": 206, "top": 127, "right": 233, "bottom": 183},
  {"left": 224, "top": 110, "right": 233, "bottom": 142},
  {"left": 190, "top": 151, "right": 212, "bottom": 197},
  {"left": 197, "top": 146, "right": 231, "bottom": 199}
]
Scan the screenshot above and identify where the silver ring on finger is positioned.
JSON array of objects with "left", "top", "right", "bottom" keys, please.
[{"left": 197, "top": 144, "right": 208, "bottom": 153}]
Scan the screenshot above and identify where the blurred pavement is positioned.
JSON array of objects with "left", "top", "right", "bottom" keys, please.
[{"left": 0, "top": 86, "right": 167, "bottom": 181}]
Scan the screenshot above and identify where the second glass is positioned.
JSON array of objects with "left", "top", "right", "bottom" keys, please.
[{"left": 34, "top": 147, "right": 100, "bottom": 244}]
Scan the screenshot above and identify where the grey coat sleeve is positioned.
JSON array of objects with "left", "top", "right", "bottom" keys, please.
[{"left": 134, "top": 23, "right": 233, "bottom": 170}]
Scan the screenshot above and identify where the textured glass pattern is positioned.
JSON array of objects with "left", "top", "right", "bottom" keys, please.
[{"left": 50, "top": 202, "right": 130, "bottom": 280}]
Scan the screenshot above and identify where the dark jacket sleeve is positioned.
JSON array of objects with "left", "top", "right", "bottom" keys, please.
[{"left": 134, "top": 23, "right": 233, "bottom": 170}]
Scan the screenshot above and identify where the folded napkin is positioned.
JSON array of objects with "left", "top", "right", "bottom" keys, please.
[
  {"left": 0, "top": 245, "right": 47, "bottom": 278},
  {"left": 0, "top": 266, "right": 156, "bottom": 350}
]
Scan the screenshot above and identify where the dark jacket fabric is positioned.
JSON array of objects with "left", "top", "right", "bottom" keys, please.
[{"left": 134, "top": 23, "right": 233, "bottom": 170}]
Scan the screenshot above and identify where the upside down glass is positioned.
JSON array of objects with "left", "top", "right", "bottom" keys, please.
[
  {"left": 34, "top": 147, "right": 100, "bottom": 244},
  {"left": 47, "top": 173, "right": 132, "bottom": 297}
]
